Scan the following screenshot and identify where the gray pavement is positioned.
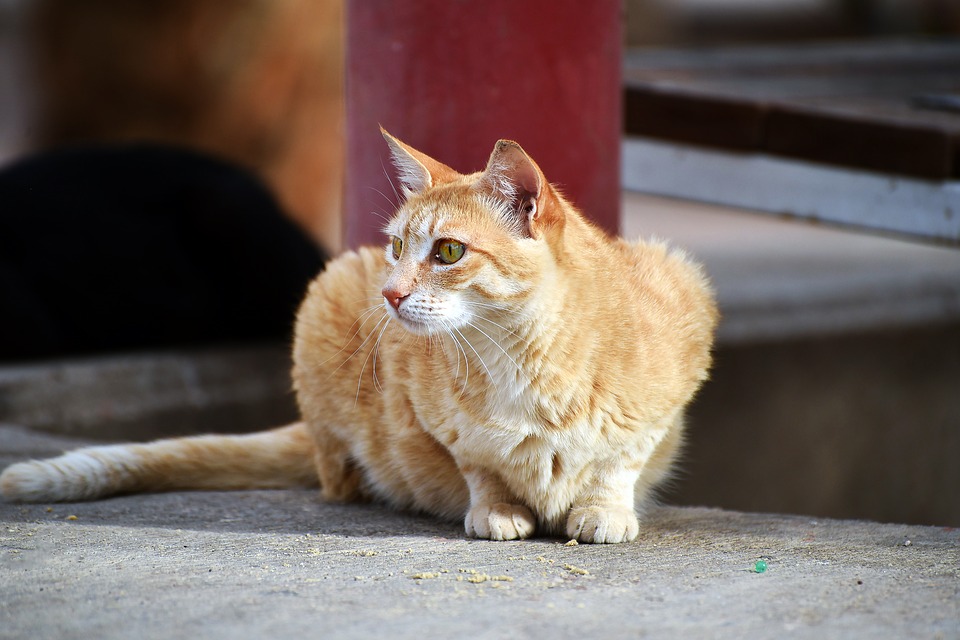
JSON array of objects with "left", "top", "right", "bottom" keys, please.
[{"left": 1, "top": 424, "right": 958, "bottom": 639}]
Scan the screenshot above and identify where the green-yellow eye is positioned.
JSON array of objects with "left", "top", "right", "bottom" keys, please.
[
  {"left": 391, "top": 236, "right": 403, "bottom": 259},
  {"left": 436, "top": 239, "right": 465, "bottom": 264}
]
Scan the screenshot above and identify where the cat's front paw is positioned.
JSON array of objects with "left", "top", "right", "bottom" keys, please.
[
  {"left": 465, "top": 503, "right": 536, "bottom": 541},
  {"left": 566, "top": 505, "right": 639, "bottom": 544}
]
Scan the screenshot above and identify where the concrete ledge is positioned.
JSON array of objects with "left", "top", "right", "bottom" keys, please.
[
  {"left": 622, "top": 136, "right": 960, "bottom": 244},
  {"left": 621, "top": 191, "right": 960, "bottom": 344},
  {"left": 0, "top": 344, "right": 298, "bottom": 440},
  {"left": 1, "top": 426, "right": 957, "bottom": 639}
]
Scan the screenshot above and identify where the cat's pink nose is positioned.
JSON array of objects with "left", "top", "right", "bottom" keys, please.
[{"left": 382, "top": 287, "right": 408, "bottom": 311}]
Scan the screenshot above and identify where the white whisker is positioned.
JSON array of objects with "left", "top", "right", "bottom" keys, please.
[
  {"left": 470, "top": 314, "right": 522, "bottom": 341},
  {"left": 338, "top": 301, "right": 385, "bottom": 342},
  {"left": 356, "top": 315, "right": 392, "bottom": 405},
  {"left": 380, "top": 158, "right": 403, "bottom": 204},
  {"left": 453, "top": 325, "right": 501, "bottom": 401},
  {"left": 462, "top": 299, "right": 513, "bottom": 312},
  {"left": 467, "top": 321, "right": 524, "bottom": 380},
  {"left": 371, "top": 317, "right": 391, "bottom": 394},
  {"left": 368, "top": 209, "right": 392, "bottom": 225},
  {"left": 327, "top": 312, "right": 388, "bottom": 380},
  {"left": 441, "top": 321, "right": 469, "bottom": 399},
  {"left": 317, "top": 303, "right": 388, "bottom": 369},
  {"left": 461, "top": 301, "right": 525, "bottom": 337}
]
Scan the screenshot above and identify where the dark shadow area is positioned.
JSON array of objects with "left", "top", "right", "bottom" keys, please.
[
  {"left": 0, "top": 144, "right": 327, "bottom": 361},
  {"left": 0, "top": 488, "right": 465, "bottom": 539}
]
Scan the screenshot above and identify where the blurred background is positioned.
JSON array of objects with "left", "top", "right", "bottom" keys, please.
[
  {"left": 626, "top": 0, "right": 960, "bottom": 44},
  {"left": 0, "top": 0, "right": 343, "bottom": 248},
  {"left": 0, "top": 0, "right": 957, "bottom": 527},
  {"left": 3, "top": 0, "right": 957, "bottom": 248}
]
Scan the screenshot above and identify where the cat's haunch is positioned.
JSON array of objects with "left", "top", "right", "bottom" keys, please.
[{"left": 1, "top": 130, "right": 718, "bottom": 543}]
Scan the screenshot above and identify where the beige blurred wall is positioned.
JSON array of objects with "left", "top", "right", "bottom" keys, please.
[{"left": 27, "top": 0, "right": 344, "bottom": 252}]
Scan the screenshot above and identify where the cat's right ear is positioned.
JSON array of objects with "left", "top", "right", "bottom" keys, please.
[
  {"left": 480, "top": 140, "right": 559, "bottom": 239},
  {"left": 381, "top": 127, "right": 458, "bottom": 197}
]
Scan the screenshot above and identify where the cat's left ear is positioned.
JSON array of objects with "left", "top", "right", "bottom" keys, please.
[
  {"left": 480, "top": 140, "right": 555, "bottom": 238},
  {"left": 381, "top": 127, "right": 459, "bottom": 197}
]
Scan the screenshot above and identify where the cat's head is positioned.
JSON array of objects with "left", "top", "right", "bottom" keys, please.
[{"left": 379, "top": 128, "right": 566, "bottom": 336}]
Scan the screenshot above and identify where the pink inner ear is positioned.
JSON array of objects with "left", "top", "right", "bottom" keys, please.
[
  {"left": 498, "top": 145, "right": 541, "bottom": 200},
  {"left": 381, "top": 127, "right": 461, "bottom": 193},
  {"left": 480, "top": 140, "right": 556, "bottom": 237}
]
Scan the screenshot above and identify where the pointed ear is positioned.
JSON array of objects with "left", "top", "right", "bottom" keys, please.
[
  {"left": 479, "top": 140, "right": 551, "bottom": 236},
  {"left": 380, "top": 127, "right": 458, "bottom": 197}
]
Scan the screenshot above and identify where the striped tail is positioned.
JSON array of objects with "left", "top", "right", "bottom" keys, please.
[{"left": 0, "top": 422, "right": 318, "bottom": 503}]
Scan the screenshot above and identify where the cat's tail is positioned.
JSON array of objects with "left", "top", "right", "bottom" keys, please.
[{"left": 0, "top": 422, "right": 318, "bottom": 503}]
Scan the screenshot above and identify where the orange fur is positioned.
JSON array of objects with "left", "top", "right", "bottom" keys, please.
[{"left": 1, "top": 131, "right": 717, "bottom": 543}]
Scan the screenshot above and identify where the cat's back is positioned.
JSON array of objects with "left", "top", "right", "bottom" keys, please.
[
  {"left": 618, "top": 236, "right": 716, "bottom": 326},
  {"left": 295, "top": 245, "right": 386, "bottom": 341},
  {"left": 608, "top": 235, "right": 718, "bottom": 399}
]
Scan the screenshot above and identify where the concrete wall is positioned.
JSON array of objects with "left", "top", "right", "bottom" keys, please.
[{"left": 672, "top": 324, "right": 960, "bottom": 527}]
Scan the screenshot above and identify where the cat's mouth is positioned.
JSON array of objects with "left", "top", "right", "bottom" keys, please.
[
  {"left": 385, "top": 305, "right": 435, "bottom": 336},
  {"left": 396, "top": 317, "right": 437, "bottom": 336}
]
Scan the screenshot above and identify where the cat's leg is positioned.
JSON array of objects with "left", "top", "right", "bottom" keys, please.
[
  {"left": 565, "top": 463, "right": 640, "bottom": 544},
  {"left": 311, "top": 430, "right": 365, "bottom": 503},
  {"left": 461, "top": 465, "right": 536, "bottom": 541}
]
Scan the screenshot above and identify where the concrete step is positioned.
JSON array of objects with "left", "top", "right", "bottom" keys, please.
[
  {"left": 621, "top": 191, "right": 960, "bottom": 345},
  {"left": 0, "top": 343, "right": 297, "bottom": 441},
  {"left": 1, "top": 425, "right": 957, "bottom": 640}
]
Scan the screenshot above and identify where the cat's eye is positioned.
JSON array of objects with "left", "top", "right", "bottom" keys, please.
[
  {"left": 390, "top": 236, "right": 403, "bottom": 260},
  {"left": 436, "top": 239, "right": 465, "bottom": 264}
]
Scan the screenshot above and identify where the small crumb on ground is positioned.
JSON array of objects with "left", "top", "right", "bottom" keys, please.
[
  {"left": 409, "top": 572, "right": 442, "bottom": 580},
  {"left": 563, "top": 564, "right": 589, "bottom": 576},
  {"left": 466, "top": 573, "right": 514, "bottom": 584}
]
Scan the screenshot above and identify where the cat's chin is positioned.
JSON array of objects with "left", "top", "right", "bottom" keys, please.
[
  {"left": 391, "top": 314, "right": 440, "bottom": 337},
  {"left": 386, "top": 305, "right": 458, "bottom": 337}
]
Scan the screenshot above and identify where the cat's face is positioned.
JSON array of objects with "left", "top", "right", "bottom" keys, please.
[
  {"left": 381, "top": 186, "right": 540, "bottom": 336},
  {"left": 378, "top": 130, "right": 563, "bottom": 337}
]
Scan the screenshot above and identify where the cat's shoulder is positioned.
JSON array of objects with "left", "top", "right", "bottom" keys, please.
[
  {"left": 616, "top": 236, "right": 707, "bottom": 280},
  {"left": 309, "top": 245, "right": 386, "bottom": 290},
  {"left": 298, "top": 245, "right": 387, "bottom": 323}
]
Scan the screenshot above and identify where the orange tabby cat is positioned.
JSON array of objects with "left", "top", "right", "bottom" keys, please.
[{"left": 0, "top": 130, "right": 717, "bottom": 543}]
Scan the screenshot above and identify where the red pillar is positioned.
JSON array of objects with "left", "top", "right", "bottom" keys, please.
[{"left": 345, "top": 1, "right": 622, "bottom": 248}]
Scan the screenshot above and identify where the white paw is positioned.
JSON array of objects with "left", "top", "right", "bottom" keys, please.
[
  {"left": 464, "top": 503, "right": 536, "bottom": 541},
  {"left": 566, "top": 505, "right": 639, "bottom": 544}
]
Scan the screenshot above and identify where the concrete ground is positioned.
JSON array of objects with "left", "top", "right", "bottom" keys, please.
[{"left": 1, "top": 425, "right": 958, "bottom": 640}]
